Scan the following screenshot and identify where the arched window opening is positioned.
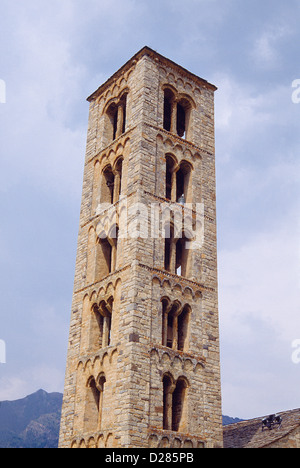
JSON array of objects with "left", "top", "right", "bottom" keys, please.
[
  {"left": 165, "top": 155, "right": 176, "bottom": 201},
  {"left": 106, "top": 314, "right": 111, "bottom": 346},
  {"left": 98, "top": 374, "right": 106, "bottom": 430},
  {"left": 162, "top": 301, "right": 182, "bottom": 350},
  {"left": 120, "top": 93, "right": 127, "bottom": 135},
  {"left": 91, "top": 297, "right": 113, "bottom": 351},
  {"left": 172, "top": 378, "right": 188, "bottom": 432},
  {"left": 166, "top": 162, "right": 172, "bottom": 201},
  {"left": 85, "top": 377, "right": 100, "bottom": 433},
  {"left": 113, "top": 158, "right": 123, "bottom": 203},
  {"left": 101, "top": 160, "right": 123, "bottom": 206},
  {"left": 163, "top": 88, "right": 193, "bottom": 140},
  {"left": 165, "top": 157, "right": 193, "bottom": 205},
  {"left": 177, "top": 99, "right": 191, "bottom": 140},
  {"left": 164, "top": 237, "right": 171, "bottom": 272},
  {"left": 176, "top": 168, "right": 185, "bottom": 204},
  {"left": 164, "top": 227, "right": 191, "bottom": 279},
  {"left": 178, "top": 305, "right": 190, "bottom": 352},
  {"left": 95, "top": 226, "right": 119, "bottom": 282},
  {"left": 101, "top": 165, "right": 115, "bottom": 204},
  {"left": 90, "top": 304, "right": 104, "bottom": 351},
  {"left": 162, "top": 375, "right": 188, "bottom": 433},
  {"left": 176, "top": 237, "right": 183, "bottom": 276},
  {"left": 98, "top": 299, "right": 113, "bottom": 347},
  {"left": 164, "top": 221, "right": 174, "bottom": 273},
  {"left": 176, "top": 235, "right": 190, "bottom": 278},
  {"left": 107, "top": 103, "right": 118, "bottom": 141},
  {"left": 176, "top": 161, "right": 192, "bottom": 204},
  {"left": 167, "top": 313, "right": 174, "bottom": 349},
  {"left": 163, "top": 374, "right": 174, "bottom": 430},
  {"left": 109, "top": 225, "right": 119, "bottom": 272},
  {"left": 164, "top": 220, "right": 176, "bottom": 274},
  {"left": 96, "top": 237, "right": 112, "bottom": 279},
  {"left": 163, "top": 89, "right": 174, "bottom": 132},
  {"left": 161, "top": 299, "right": 169, "bottom": 347},
  {"left": 84, "top": 374, "right": 106, "bottom": 433},
  {"left": 161, "top": 299, "right": 174, "bottom": 349},
  {"left": 177, "top": 103, "right": 186, "bottom": 138},
  {"left": 162, "top": 300, "right": 190, "bottom": 352},
  {"left": 105, "top": 92, "right": 128, "bottom": 143},
  {"left": 103, "top": 238, "right": 113, "bottom": 275}
]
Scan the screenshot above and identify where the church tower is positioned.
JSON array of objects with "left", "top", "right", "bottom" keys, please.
[{"left": 59, "top": 47, "right": 223, "bottom": 449}]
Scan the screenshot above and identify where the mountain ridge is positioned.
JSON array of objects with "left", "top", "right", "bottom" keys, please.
[
  {"left": 0, "top": 389, "right": 62, "bottom": 448},
  {"left": 0, "top": 389, "right": 243, "bottom": 447}
]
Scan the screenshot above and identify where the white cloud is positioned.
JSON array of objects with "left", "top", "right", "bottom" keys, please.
[
  {"left": 215, "top": 70, "right": 300, "bottom": 418},
  {"left": 214, "top": 72, "right": 300, "bottom": 221},
  {"left": 0, "top": 366, "right": 64, "bottom": 401},
  {"left": 219, "top": 210, "right": 300, "bottom": 417},
  {"left": 0, "top": 3, "right": 88, "bottom": 198},
  {"left": 214, "top": 72, "right": 292, "bottom": 138},
  {"left": 220, "top": 213, "right": 300, "bottom": 338},
  {"left": 0, "top": 376, "right": 29, "bottom": 401},
  {"left": 215, "top": 76, "right": 268, "bottom": 130},
  {"left": 251, "top": 24, "right": 292, "bottom": 69}
]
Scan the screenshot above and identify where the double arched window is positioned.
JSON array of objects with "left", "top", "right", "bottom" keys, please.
[
  {"left": 105, "top": 91, "right": 128, "bottom": 143},
  {"left": 91, "top": 296, "right": 114, "bottom": 350},
  {"left": 100, "top": 157, "right": 123, "bottom": 205},
  {"left": 96, "top": 225, "right": 119, "bottom": 278},
  {"left": 163, "top": 87, "right": 194, "bottom": 141},
  {"left": 161, "top": 299, "right": 190, "bottom": 352},
  {"left": 86, "top": 224, "right": 119, "bottom": 285},
  {"left": 163, "top": 374, "right": 189, "bottom": 432},
  {"left": 165, "top": 155, "right": 193, "bottom": 204},
  {"left": 85, "top": 374, "right": 106, "bottom": 432},
  {"left": 164, "top": 224, "right": 192, "bottom": 278},
  {"left": 92, "top": 157, "right": 123, "bottom": 217}
]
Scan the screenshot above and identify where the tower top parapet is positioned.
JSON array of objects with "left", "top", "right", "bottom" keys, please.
[{"left": 87, "top": 46, "right": 217, "bottom": 103}]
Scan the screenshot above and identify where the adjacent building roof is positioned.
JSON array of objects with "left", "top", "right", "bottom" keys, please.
[{"left": 223, "top": 408, "right": 300, "bottom": 448}]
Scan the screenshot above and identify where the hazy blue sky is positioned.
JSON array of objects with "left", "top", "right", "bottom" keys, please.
[{"left": 0, "top": 0, "right": 299, "bottom": 420}]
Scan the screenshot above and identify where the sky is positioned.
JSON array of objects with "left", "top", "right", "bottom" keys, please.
[{"left": 0, "top": 0, "right": 299, "bottom": 420}]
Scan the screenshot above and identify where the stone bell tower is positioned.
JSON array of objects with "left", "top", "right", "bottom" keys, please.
[{"left": 59, "top": 47, "right": 223, "bottom": 449}]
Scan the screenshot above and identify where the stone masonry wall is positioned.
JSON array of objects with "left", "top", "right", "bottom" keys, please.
[{"left": 59, "top": 47, "right": 223, "bottom": 449}]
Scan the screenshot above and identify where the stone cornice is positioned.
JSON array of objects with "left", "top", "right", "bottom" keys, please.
[{"left": 87, "top": 46, "right": 217, "bottom": 103}]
